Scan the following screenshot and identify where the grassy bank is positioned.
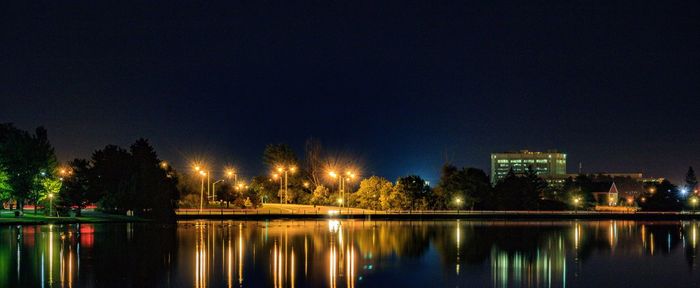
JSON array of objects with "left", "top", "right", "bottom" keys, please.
[{"left": 0, "top": 210, "right": 147, "bottom": 225}]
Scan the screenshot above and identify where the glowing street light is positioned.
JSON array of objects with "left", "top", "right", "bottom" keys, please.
[
  {"left": 691, "top": 197, "right": 699, "bottom": 213},
  {"left": 328, "top": 169, "right": 357, "bottom": 208},
  {"left": 48, "top": 193, "right": 54, "bottom": 217},
  {"left": 275, "top": 165, "right": 296, "bottom": 204},
  {"left": 226, "top": 168, "right": 238, "bottom": 187},
  {"left": 455, "top": 198, "right": 463, "bottom": 212},
  {"left": 573, "top": 197, "right": 581, "bottom": 213},
  {"left": 193, "top": 163, "right": 208, "bottom": 213}
]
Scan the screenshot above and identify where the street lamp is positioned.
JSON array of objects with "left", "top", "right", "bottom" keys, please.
[
  {"left": 48, "top": 193, "right": 54, "bottom": 217},
  {"left": 329, "top": 170, "right": 356, "bottom": 208},
  {"left": 574, "top": 197, "right": 581, "bottom": 213},
  {"left": 275, "top": 165, "right": 296, "bottom": 204},
  {"left": 691, "top": 197, "right": 698, "bottom": 213},
  {"left": 226, "top": 168, "right": 238, "bottom": 187},
  {"left": 455, "top": 198, "right": 463, "bottom": 212},
  {"left": 212, "top": 179, "right": 224, "bottom": 202},
  {"left": 194, "top": 165, "right": 207, "bottom": 213}
]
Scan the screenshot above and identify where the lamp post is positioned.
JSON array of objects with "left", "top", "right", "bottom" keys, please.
[
  {"left": 194, "top": 165, "right": 207, "bottom": 213},
  {"left": 455, "top": 198, "right": 462, "bottom": 212},
  {"left": 48, "top": 193, "right": 54, "bottom": 217},
  {"left": 272, "top": 173, "right": 283, "bottom": 203},
  {"left": 276, "top": 165, "right": 296, "bottom": 204},
  {"left": 574, "top": 197, "right": 581, "bottom": 213},
  {"left": 212, "top": 179, "right": 224, "bottom": 202},
  {"left": 691, "top": 197, "right": 698, "bottom": 213},
  {"left": 329, "top": 170, "right": 356, "bottom": 208},
  {"left": 226, "top": 169, "right": 238, "bottom": 188}
]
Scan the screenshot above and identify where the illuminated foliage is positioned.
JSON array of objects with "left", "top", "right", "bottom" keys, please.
[{"left": 351, "top": 176, "right": 392, "bottom": 210}]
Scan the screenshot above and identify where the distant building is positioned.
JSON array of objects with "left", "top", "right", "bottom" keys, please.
[
  {"left": 490, "top": 150, "right": 567, "bottom": 184},
  {"left": 565, "top": 172, "right": 664, "bottom": 184}
]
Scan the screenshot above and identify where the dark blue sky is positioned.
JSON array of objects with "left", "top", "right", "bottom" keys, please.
[{"left": 1, "top": 1, "right": 699, "bottom": 183}]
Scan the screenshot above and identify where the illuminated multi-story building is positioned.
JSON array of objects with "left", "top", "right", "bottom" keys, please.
[{"left": 490, "top": 150, "right": 567, "bottom": 184}]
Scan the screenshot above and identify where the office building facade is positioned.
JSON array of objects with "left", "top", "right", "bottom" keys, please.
[{"left": 490, "top": 150, "right": 567, "bottom": 184}]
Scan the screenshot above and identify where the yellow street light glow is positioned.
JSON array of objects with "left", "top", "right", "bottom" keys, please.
[
  {"left": 277, "top": 166, "right": 284, "bottom": 173},
  {"left": 290, "top": 166, "right": 297, "bottom": 173},
  {"left": 329, "top": 171, "right": 337, "bottom": 178},
  {"left": 199, "top": 171, "right": 206, "bottom": 176},
  {"left": 48, "top": 193, "right": 54, "bottom": 199}
]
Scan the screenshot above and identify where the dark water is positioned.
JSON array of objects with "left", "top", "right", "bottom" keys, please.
[{"left": 2, "top": 219, "right": 700, "bottom": 287}]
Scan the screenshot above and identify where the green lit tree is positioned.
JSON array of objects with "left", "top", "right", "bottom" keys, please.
[
  {"left": 0, "top": 166, "right": 12, "bottom": 208},
  {"left": 0, "top": 124, "right": 57, "bottom": 212}
]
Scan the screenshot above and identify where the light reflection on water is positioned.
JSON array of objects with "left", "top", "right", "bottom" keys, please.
[{"left": 2, "top": 220, "right": 700, "bottom": 287}]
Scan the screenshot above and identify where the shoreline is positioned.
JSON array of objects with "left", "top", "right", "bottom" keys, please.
[
  {"left": 176, "top": 211, "right": 700, "bottom": 221},
  {"left": 0, "top": 210, "right": 148, "bottom": 225}
]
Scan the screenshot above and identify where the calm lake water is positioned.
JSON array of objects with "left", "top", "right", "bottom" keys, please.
[{"left": 2, "top": 219, "right": 700, "bottom": 287}]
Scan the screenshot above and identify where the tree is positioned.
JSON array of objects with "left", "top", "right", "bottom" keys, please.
[
  {"left": 263, "top": 144, "right": 297, "bottom": 168},
  {"left": 59, "top": 159, "right": 94, "bottom": 216},
  {"left": 216, "top": 182, "right": 235, "bottom": 207},
  {"left": 382, "top": 183, "right": 410, "bottom": 210},
  {"left": 434, "top": 165, "right": 491, "bottom": 210},
  {"left": 351, "top": 176, "right": 393, "bottom": 210},
  {"left": 91, "top": 139, "right": 179, "bottom": 221},
  {"left": 91, "top": 145, "right": 134, "bottom": 213},
  {"left": 390, "top": 175, "right": 431, "bottom": 210},
  {"left": 310, "top": 185, "right": 331, "bottom": 205},
  {"left": 640, "top": 180, "right": 683, "bottom": 211},
  {"left": 492, "top": 170, "right": 539, "bottom": 210},
  {"left": 304, "top": 138, "right": 324, "bottom": 189},
  {"left": 0, "top": 124, "right": 58, "bottom": 212},
  {"left": 129, "top": 139, "right": 179, "bottom": 220},
  {"left": 0, "top": 166, "right": 12, "bottom": 208},
  {"left": 249, "top": 175, "right": 279, "bottom": 204},
  {"left": 686, "top": 166, "right": 698, "bottom": 192},
  {"left": 525, "top": 165, "right": 548, "bottom": 197}
]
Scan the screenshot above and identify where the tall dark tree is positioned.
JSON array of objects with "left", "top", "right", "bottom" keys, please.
[
  {"left": 59, "top": 158, "right": 95, "bottom": 216},
  {"left": 91, "top": 145, "right": 134, "bottom": 213},
  {"left": 129, "top": 138, "right": 179, "bottom": 220},
  {"left": 492, "top": 170, "right": 539, "bottom": 210},
  {"left": 91, "top": 139, "right": 178, "bottom": 220},
  {"left": 686, "top": 166, "right": 698, "bottom": 192},
  {"left": 640, "top": 179, "right": 682, "bottom": 211},
  {"left": 434, "top": 165, "right": 491, "bottom": 210}
]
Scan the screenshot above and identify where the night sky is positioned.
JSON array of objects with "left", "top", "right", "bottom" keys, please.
[{"left": 2, "top": 1, "right": 699, "bottom": 183}]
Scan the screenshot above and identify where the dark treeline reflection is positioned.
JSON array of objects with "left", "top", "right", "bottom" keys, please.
[
  {"left": 2, "top": 220, "right": 700, "bottom": 287},
  {"left": 0, "top": 223, "right": 177, "bottom": 288}
]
